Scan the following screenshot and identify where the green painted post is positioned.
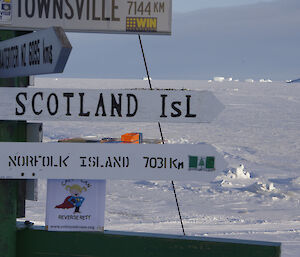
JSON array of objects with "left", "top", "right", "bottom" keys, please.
[
  {"left": 0, "top": 180, "right": 17, "bottom": 257},
  {"left": 0, "top": 30, "right": 28, "bottom": 257},
  {"left": 16, "top": 229, "right": 281, "bottom": 257},
  {"left": 0, "top": 122, "right": 26, "bottom": 257}
]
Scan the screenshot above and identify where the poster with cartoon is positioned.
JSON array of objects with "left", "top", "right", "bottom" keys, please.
[
  {"left": 0, "top": 0, "right": 12, "bottom": 24},
  {"left": 46, "top": 179, "right": 106, "bottom": 232}
]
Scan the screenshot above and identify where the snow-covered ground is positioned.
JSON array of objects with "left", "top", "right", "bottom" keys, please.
[{"left": 21, "top": 78, "right": 300, "bottom": 256}]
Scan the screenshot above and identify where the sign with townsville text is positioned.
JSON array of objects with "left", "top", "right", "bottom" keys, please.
[
  {"left": 0, "top": 0, "right": 172, "bottom": 35},
  {"left": 0, "top": 27, "right": 72, "bottom": 78},
  {"left": 0, "top": 87, "right": 224, "bottom": 123},
  {"left": 0, "top": 142, "right": 227, "bottom": 181}
]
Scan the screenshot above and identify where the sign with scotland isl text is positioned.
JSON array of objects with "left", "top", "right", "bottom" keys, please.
[
  {"left": 0, "top": 0, "right": 172, "bottom": 35},
  {"left": 0, "top": 87, "right": 224, "bottom": 123},
  {"left": 0, "top": 142, "right": 227, "bottom": 181},
  {"left": 0, "top": 27, "right": 72, "bottom": 78}
]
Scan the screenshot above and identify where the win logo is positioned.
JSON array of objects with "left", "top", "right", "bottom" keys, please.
[
  {"left": 189, "top": 156, "right": 215, "bottom": 171},
  {"left": 126, "top": 17, "right": 157, "bottom": 32}
]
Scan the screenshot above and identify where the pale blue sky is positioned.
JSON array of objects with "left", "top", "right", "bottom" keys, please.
[
  {"left": 173, "top": 0, "right": 275, "bottom": 13},
  {"left": 58, "top": 0, "right": 299, "bottom": 81}
]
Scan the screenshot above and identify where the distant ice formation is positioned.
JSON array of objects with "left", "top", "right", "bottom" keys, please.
[
  {"left": 213, "top": 77, "right": 225, "bottom": 82},
  {"left": 259, "top": 79, "right": 272, "bottom": 83},
  {"left": 286, "top": 78, "right": 300, "bottom": 83},
  {"left": 211, "top": 77, "right": 240, "bottom": 83}
]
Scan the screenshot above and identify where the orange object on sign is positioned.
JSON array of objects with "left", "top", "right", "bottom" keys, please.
[{"left": 121, "top": 133, "right": 142, "bottom": 144}]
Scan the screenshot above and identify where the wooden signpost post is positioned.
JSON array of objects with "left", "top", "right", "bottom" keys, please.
[{"left": 0, "top": 29, "right": 29, "bottom": 257}]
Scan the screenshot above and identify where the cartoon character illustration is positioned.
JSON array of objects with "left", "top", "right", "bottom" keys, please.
[{"left": 55, "top": 184, "right": 87, "bottom": 213}]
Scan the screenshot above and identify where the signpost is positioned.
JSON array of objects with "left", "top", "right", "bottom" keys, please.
[
  {"left": 0, "top": 0, "right": 172, "bottom": 35},
  {"left": 0, "top": 29, "right": 29, "bottom": 257},
  {"left": 0, "top": 87, "right": 224, "bottom": 123},
  {"left": 0, "top": 2, "right": 282, "bottom": 256},
  {"left": 0, "top": 27, "right": 72, "bottom": 78},
  {"left": 0, "top": 142, "right": 227, "bottom": 181}
]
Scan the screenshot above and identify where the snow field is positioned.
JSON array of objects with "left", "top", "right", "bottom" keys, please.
[{"left": 20, "top": 78, "right": 300, "bottom": 257}]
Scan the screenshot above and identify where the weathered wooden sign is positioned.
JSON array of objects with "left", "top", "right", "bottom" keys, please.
[
  {"left": 0, "top": 87, "right": 224, "bottom": 123},
  {"left": 0, "top": 0, "right": 172, "bottom": 35},
  {"left": 0, "top": 27, "right": 72, "bottom": 78},
  {"left": 0, "top": 142, "right": 227, "bottom": 181}
]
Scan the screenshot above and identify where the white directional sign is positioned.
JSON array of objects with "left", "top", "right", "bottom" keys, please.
[
  {"left": 0, "top": 27, "right": 72, "bottom": 78},
  {"left": 0, "top": 87, "right": 224, "bottom": 123},
  {"left": 0, "top": 0, "right": 172, "bottom": 35},
  {"left": 0, "top": 142, "right": 227, "bottom": 181}
]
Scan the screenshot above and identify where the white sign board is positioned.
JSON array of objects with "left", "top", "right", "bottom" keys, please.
[
  {"left": 0, "top": 27, "right": 72, "bottom": 78},
  {"left": 0, "top": 0, "right": 172, "bottom": 35},
  {"left": 0, "top": 142, "right": 227, "bottom": 181},
  {"left": 46, "top": 179, "right": 106, "bottom": 232},
  {"left": 0, "top": 87, "right": 224, "bottom": 123}
]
